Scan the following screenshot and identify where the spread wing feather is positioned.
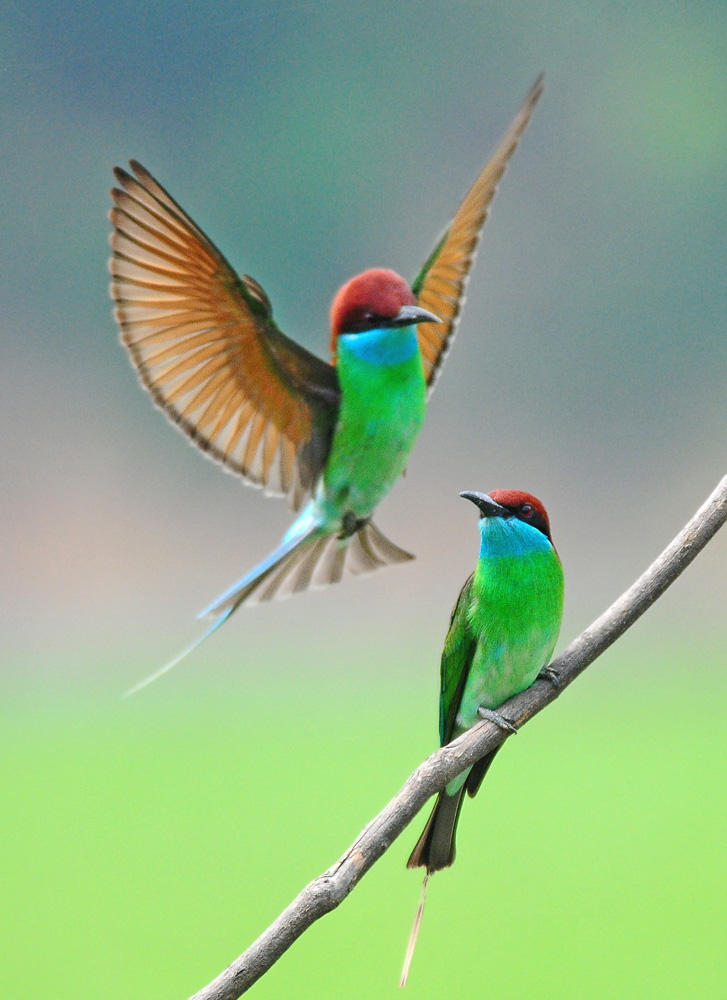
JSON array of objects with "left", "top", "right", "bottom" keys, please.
[
  {"left": 109, "top": 161, "right": 340, "bottom": 510},
  {"left": 414, "top": 75, "right": 544, "bottom": 392}
]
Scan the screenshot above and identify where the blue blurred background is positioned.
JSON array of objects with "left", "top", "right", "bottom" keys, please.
[{"left": 2, "top": 2, "right": 726, "bottom": 997}]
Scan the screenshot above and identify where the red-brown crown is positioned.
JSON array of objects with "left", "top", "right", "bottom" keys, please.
[
  {"left": 329, "top": 268, "right": 415, "bottom": 354},
  {"left": 489, "top": 489, "right": 552, "bottom": 539}
]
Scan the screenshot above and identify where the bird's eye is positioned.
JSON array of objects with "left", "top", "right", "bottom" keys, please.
[{"left": 520, "top": 504, "right": 533, "bottom": 518}]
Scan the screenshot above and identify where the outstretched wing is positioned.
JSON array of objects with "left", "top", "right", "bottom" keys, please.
[
  {"left": 109, "top": 161, "right": 340, "bottom": 511},
  {"left": 413, "top": 75, "right": 544, "bottom": 392}
]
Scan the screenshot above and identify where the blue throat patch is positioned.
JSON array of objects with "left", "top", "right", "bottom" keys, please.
[
  {"left": 338, "top": 325, "right": 419, "bottom": 366},
  {"left": 479, "top": 515, "right": 553, "bottom": 559}
]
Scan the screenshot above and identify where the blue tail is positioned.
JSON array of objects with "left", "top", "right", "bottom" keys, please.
[
  {"left": 123, "top": 512, "right": 325, "bottom": 696},
  {"left": 122, "top": 610, "right": 234, "bottom": 697},
  {"left": 124, "top": 514, "right": 414, "bottom": 695},
  {"left": 199, "top": 506, "right": 325, "bottom": 618}
]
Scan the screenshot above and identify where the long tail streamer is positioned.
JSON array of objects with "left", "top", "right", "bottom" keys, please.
[
  {"left": 121, "top": 610, "right": 233, "bottom": 698},
  {"left": 399, "top": 872, "right": 430, "bottom": 988}
]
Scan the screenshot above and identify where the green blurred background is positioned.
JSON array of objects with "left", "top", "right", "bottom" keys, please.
[{"left": 2, "top": 1, "right": 726, "bottom": 997}]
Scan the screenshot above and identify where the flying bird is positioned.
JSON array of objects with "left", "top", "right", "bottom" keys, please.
[
  {"left": 401, "top": 488, "right": 564, "bottom": 986},
  {"left": 110, "top": 79, "right": 543, "bottom": 693}
]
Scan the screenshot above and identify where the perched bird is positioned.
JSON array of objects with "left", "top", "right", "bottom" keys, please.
[
  {"left": 110, "top": 79, "right": 543, "bottom": 693},
  {"left": 401, "top": 489, "right": 564, "bottom": 986}
]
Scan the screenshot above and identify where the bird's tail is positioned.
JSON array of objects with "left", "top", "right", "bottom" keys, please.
[
  {"left": 124, "top": 519, "right": 413, "bottom": 696},
  {"left": 406, "top": 747, "right": 500, "bottom": 872},
  {"left": 399, "top": 748, "right": 501, "bottom": 983},
  {"left": 399, "top": 872, "right": 430, "bottom": 988},
  {"left": 406, "top": 787, "right": 466, "bottom": 874},
  {"left": 200, "top": 518, "right": 414, "bottom": 618},
  {"left": 123, "top": 519, "right": 324, "bottom": 696}
]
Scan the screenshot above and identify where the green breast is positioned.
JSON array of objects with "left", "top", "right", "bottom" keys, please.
[
  {"left": 457, "top": 547, "right": 564, "bottom": 728},
  {"left": 320, "top": 327, "right": 426, "bottom": 523}
]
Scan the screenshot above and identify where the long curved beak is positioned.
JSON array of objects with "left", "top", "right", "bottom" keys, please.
[
  {"left": 391, "top": 304, "right": 442, "bottom": 327},
  {"left": 460, "top": 491, "right": 510, "bottom": 519}
]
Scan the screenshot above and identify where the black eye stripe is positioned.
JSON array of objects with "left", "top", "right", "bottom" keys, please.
[
  {"left": 499, "top": 502, "right": 550, "bottom": 539},
  {"left": 340, "top": 311, "right": 385, "bottom": 333}
]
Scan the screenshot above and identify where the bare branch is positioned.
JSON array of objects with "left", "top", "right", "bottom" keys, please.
[{"left": 188, "top": 475, "right": 727, "bottom": 1000}]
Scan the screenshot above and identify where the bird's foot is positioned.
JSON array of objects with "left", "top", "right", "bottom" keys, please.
[
  {"left": 477, "top": 707, "right": 518, "bottom": 734},
  {"left": 538, "top": 666, "right": 562, "bottom": 691},
  {"left": 340, "top": 511, "right": 370, "bottom": 538}
]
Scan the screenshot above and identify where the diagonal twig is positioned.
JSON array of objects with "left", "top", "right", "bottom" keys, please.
[{"left": 188, "top": 474, "right": 727, "bottom": 1000}]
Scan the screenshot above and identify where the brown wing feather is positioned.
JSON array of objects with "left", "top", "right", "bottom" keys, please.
[
  {"left": 109, "top": 161, "right": 340, "bottom": 510},
  {"left": 414, "top": 75, "right": 544, "bottom": 391}
]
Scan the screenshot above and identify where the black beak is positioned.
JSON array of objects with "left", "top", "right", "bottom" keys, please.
[
  {"left": 390, "top": 304, "right": 442, "bottom": 327},
  {"left": 460, "top": 491, "right": 510, "bottom": 519}
]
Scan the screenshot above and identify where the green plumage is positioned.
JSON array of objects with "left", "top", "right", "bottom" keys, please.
[
  {"left": 320, "top": 328, "right": 426, "bottom": 524},
  {"left": 409, "top": 495, "right": 564, "bottom": 873},
  {"left": 444, "top": 546, "right": 564, "bottom": 744}
]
